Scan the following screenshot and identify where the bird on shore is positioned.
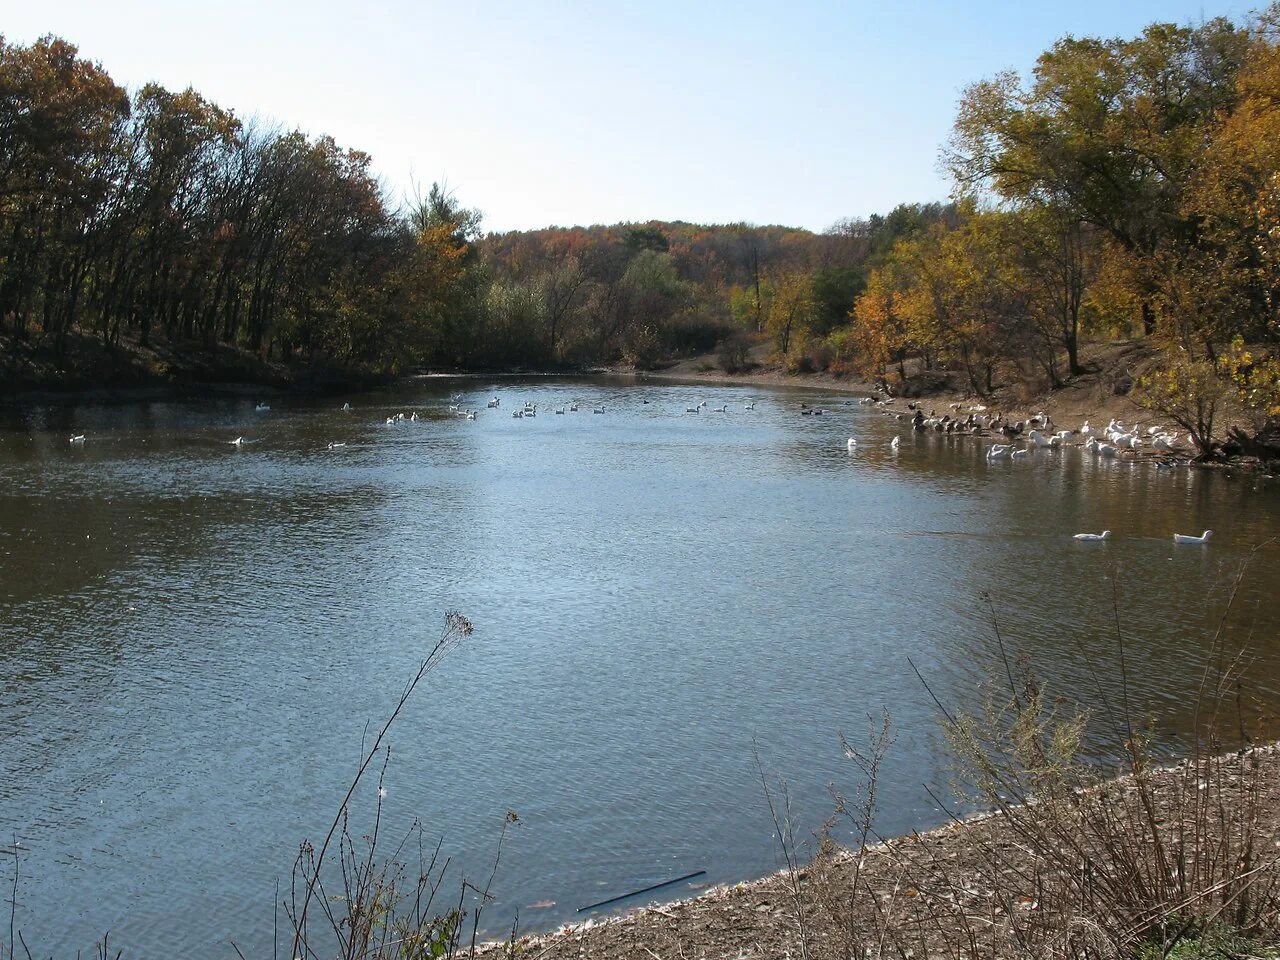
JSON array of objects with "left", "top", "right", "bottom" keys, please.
[
  {"left": 1073, "top": 531, "right": 1111, "bottom": 541},
  {"left": 1173, "top": 530, "right": 1213, "bottom": 545}
]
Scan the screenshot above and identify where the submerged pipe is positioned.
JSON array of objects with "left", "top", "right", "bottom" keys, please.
[{"left": 576, "top": 870, "right": 707, "bottom": 913}]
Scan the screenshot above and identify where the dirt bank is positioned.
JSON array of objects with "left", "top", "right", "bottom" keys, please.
[{"left": 485, "top": 743, "right": 1280, "bottom": 958}]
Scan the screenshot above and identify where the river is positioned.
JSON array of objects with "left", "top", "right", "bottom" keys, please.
[{"left": 1, "top": 376, "right": 1278, "bottom": 956}]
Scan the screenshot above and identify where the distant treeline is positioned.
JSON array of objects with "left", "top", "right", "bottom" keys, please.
[
  {"left": 4, "top": 6, "right": 1280, "bottom": 456},
  {"left": 0, "top": 33, "right": 957, "bottom": 377}
]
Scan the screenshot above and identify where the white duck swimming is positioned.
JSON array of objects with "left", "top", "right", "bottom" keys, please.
[
  {"left": 1073, "top": 530, "right": 1111, "bottom": 541},
  {"left": 1173, "top": 530, "right": 1213, "bottom": 545}
]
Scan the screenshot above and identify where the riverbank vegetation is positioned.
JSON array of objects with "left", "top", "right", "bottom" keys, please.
[
  {"left": 0, "top": 5, "right": 1268, "bottom": 446},
  {"left": 6, "top": 7, "right": 1280, "bottom": 456}
]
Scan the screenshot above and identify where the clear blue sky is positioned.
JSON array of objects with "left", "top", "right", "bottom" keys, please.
[{"left": 5, "top": 0, "right": 1253, "bottom": 232}]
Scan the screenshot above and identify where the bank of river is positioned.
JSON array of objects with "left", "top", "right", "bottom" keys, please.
[{"left": 490, "top": 743, "right": 1280, "bottom": 959}]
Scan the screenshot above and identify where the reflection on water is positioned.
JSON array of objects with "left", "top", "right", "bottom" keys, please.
[{"left": 1, "top": 377, "right": 1278, "bottom": 956}]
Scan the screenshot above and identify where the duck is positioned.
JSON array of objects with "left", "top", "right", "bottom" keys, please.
[
  {"left": 512, "top": 410, "right": 524, "bottom": 419},
  {"left": 1073, "top": 530, "right": 1111, "bottom": 541},
  {"left": 569, "top": 403, "right": 579, "bottom": 412},
  {"left": 846, "top": 438, "right": 858, "bottom": 451},
  {"left": 890, "top": 436, "right": 901, "bottom": 450},
  {"left": 1173, "top": 530, "right": 1213, "bottom": 545},
  {"left": 327, "top": 441, "right": 346, "bottom": 449},
  {"left": 465, "top": 411, "right": 476, "bottom": 420},
  {"left": 555, "top": 406, "right": 565, "bottom": 414},
  {"left": 255, "top": 402, "right": 271, "bottom": 412},
  {"left": 342, "top": 402, "right": 352, "bottom": 412},
  {"left": 1098, "top": 444, "right": 1119, "bottom": 458},
  {"left": 986, "top": 443, "right": 1012, "bottom": 459},
  {"left": 69, "top": 434, "right": 86, "bottom": 444},
  {"left": 685, "top": 406, "right": 700, "bottom": 414},
  {"left": 1011, "top": 447, "right": 1032, "bottom": 461},
  {"left": 713, "top": 404, "right": 728, "bottom": 413},
  {"left": 592, "top": 406, "right": 605, "bottom": 414},
  {"left": 487, "top": 397, "right": 500, "bottom": 408},
  {"left": 745, "top": 401, "right": 756, "bottom": 410},
  {"left": 228, "top": 437, "right": 245, "bottom": 447}
]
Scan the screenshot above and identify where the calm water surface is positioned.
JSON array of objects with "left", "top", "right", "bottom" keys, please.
[{"left": 2, "top": 376, "right": 1278, "bottom": 956}]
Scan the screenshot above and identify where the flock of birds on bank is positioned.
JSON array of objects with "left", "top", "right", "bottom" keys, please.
[
  {"left": 845, "top": 396, "right": 1215, "bottom": 545},
  {"left": 62, "top": 389, "right": 1219, "bottom": 545}
]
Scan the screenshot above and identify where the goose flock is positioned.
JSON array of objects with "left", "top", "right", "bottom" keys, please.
[
  {"left": 59, "top": 389, "right": 1222, "bottom": 545},
  {"left": 845, "top": 397, "right": 1220, "bottom": 546}
]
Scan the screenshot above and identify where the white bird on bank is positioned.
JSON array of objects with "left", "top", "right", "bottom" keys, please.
[
  {"left": 69, "top": 434, "right": 86, "bottom": 444},
  {"left": 1174, "top": 530, "right": 1213, "bottom": 545},
  {"left": 1073, "top": 530, "right": 1111, "bottom": 541}
]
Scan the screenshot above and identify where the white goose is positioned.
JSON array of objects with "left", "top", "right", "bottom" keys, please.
[
  {"left": 228, "top": 437, "right": 245, "bottom": 448},
  {"left": 1011, "top": 447, "right": 1032, "bottom": 461},
  {"left": 1073, "top": 530, "right": 1111, "bottom": 541},
  {"left": 69, "top": 434, "right": 86, "bottom": 444},
  {"left": 255, "top": 402, "right": 271, "bottom": 412},
  {"left": 327, "top": 442, "right": 346, "bottom": 449},
  {"left": 890, "top": 436, "right": 901, "bottom": 450},
  {"left": 487, "top": 398, "right": 500, "bottom": 408},
  {"left": 846, "top": 437, "right": 858, "bottom": 451},
  {"left": 987, "top": 443, "right": 1013, "bottom": 459},
  {"left": 342, "top": 403, "right": 352, "bottom": 412},
  {"left": 1173, "top": 530, "right": 1213, "bottom": 545}
]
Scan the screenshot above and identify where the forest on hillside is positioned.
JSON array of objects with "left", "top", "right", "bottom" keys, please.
[{"left": 2, "top": 6, "right": 1280, "bottom": 452}]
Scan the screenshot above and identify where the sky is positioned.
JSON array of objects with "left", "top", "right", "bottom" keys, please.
[{"left": 3, "top": 0, "right": 1255, "bottom": 233}]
